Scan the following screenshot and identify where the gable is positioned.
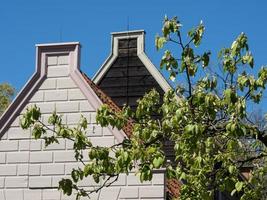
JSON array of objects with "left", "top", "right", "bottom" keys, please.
[
  {"left": 0, "top": 42, "right": 126, "bottom": 142},
  {"left": 98, "top": 41, "right": 164, "bottom": 110},
  {"left": 0, "top": 42, "right": 165, "bottom": 200},
  {"left": 93, "top": 30, "right": 172, "bottom": 111}
]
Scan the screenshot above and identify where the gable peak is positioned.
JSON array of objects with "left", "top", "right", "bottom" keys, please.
[{"left": 110, "top": 30, "right": 145, "bottom": 56}]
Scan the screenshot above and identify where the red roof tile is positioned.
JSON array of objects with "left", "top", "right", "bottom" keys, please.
[
  {"left": 166, "top": 179, "right": 182, "bottom": 199},
  {"left": 81, "top": 72, "right": 133, "bottom": 138}
]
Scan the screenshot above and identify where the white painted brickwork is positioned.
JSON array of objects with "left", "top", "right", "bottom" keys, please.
[{"left": 0, "top": 54, "right": 165, "bottom": 200}]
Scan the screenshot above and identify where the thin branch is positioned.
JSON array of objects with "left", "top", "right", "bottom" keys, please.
[
  {"left": 169, "top": 37, "right": 182, "bottom": 45},
  {"left": 243, "top": 88, "right": 252, "bottom": 101},
  {"left": 88, "top": 174, "right": 119, "bottom": 194},
  {"left": 177, "top": 31, "right": 185, "bottom": 50},
  {"left": 237, "top": 153, "right": 267, "bottom": 167},
  {"left": 184, "top": 37, "right": 194, "bottom": 48},
  {"left": 109, "top": 142, "right": 124, "bottom": 149}
]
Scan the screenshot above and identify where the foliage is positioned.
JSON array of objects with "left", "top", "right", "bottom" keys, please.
[
  {"left": 21, "top": 16, "right": 267, "bottom": 199},
  {"left": 0, "top": 83, "right": 15, "bottom": 115}
]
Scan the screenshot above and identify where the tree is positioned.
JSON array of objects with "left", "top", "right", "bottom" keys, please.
[
  {"left": 0, "top": 83, "right": 15, "bottom": 116},
  {"left": 21, "top": 16, "right": 267, "bottom": 200}
]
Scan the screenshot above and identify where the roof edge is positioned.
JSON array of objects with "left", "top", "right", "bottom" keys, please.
[
  {"left": 93, "top": 30, "right": 146, "bottom": 84},
  {"left": 36, "top": 42, "right": 80, "bottom": 47},
  {"left": 0, "top": 71, "right": 43, "bottom": 135},
  {"left": 70, "top": 69, "right": 127, "bottom": 142},
  {"left": 0, "top": 42, "right": 80, "bottom": 135},
  {"left": 111, "top": 30, "right": 145, "bottom": 36}
]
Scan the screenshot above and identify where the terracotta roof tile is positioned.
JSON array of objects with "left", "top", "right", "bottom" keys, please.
[
  {"left": 82, "top": 71, "right": 180, "bottom": 199},
  {"left": 166, "top": 179, "right": 182, "bottom": 199},
  {"left": 81, "top": 72, "right": 133, "bottom": 138}
]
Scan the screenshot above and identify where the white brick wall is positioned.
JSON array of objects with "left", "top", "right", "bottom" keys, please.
[
  {"left": 44, "top": 90, "right": 68, "bottom": 102},
  {"left": 5, "top": 189, "right": 24, "bottom": 200},
  {"left": 0, "top": 140, "right": 19, "bottom": 151},
  {"left": 0, "top": 165, "right": 17, "bottom": 176},
  {"left": 47, "top": 66, "right": 70, "bottom": 78},
  {"left": 24, "top": 190, "right": 42, "bottom": 199},
  {"left": 39, "top": 79, "right": 56, "bottom": 90},
  {"left": 0, "top": 53, "right": 165, "bottom": 200},
  {"left": 120, "top": 187, "right": 139, "bottom": 199},
  {"left": 29, "top": 176, "right": 52, "bottom": 188},
  {"left": 7, "top": 152, "right": 29, "bottom": 163},
  {"left": 30, "top": 152, "right": 53, "bottom": 163},
  {"left": 5, "top": 176, "right": 28, "bottom": 188},
  {"left": 47, "top": 56, "right": 58, "bottom": 65}
]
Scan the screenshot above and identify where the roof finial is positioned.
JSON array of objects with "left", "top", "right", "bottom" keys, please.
[
  {"left": 59, "top": 25, "right": 62, "bottom": 42},
  {"left": 127, "top": 16, "right": 130, "bottom": 33}
]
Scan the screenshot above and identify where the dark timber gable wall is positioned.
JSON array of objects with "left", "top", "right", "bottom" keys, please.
[
  {"left": 97, "top": 38, "right": 164, "bottom": 111},
  {"left": 94, "top": 31, "right": 175, "bottom": 162}
]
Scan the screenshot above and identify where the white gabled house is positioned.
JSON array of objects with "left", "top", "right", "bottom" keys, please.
[{"left": 0, "top": 40, "right": 167, "bottom": 200}]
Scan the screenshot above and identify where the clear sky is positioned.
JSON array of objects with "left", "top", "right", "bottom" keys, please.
[{"left": 0, "top": 0, "right": 266, "bottom": 112}]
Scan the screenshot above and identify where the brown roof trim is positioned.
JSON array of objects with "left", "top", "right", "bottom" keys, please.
[
  {"left": 166, "top": 179, "right": 182, "bottom": 199},
  {"left": 81, "top": 72, "right": 133, "bottom": 138}
]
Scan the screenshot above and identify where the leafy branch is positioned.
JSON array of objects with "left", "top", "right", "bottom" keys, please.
[{"left": 20, "top": 16, "right": 267, "bottom": 200}]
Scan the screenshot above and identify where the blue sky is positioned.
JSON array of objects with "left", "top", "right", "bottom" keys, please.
[{"left": 0, "top": 0, "right": 267, "bottom": 112}]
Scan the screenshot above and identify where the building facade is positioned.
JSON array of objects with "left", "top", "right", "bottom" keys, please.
[{"left": 0, "top": 32, "right": 170, "bottom": 200}]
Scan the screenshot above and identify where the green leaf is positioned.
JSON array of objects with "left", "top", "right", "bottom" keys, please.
[
  {"left": 166, "top": 166, "right": 176, "bottom": 179},
  {"left": 224, "top": 89, "right": 238, "bottom": 104},
  {"left": 155, "top": 36, "right": 167, "bottom": 50},
  {"left": 32, "top": 124, "right": 44, "bottom": 139},
  {"left": 140, "top": 164, "right": 152, "bottom": 182},
  {"left": 242, "top": 52, "right": 254, "bottom": 68},
  {"left": 71, "top": 170, "right": 80, "bottom": 183},
  {"left": 31, "top": 105, "right": 41, "bottom": 120},
  {"left": 162, "top": 16, "right": 182, "bottom": 37},
  {"left": 48, "top": 112, "right": 63, "bottom": 126},
  {"left": 20, "top": 117, "right": 30, "bottom": 129},
  {"left": 93, "top": 174, "right": 100, "bottom": 183},
  {"left": 79, "top": 115, "right": 88, "bottom": 129},
  {"left": 170, "top": 71, "right": 176, "bottom": 82},
  {"left": 59, "top": 179, "right": 73, "bottom": 196},
  {"left": 235, "top": 181, "right": 243, "bottom": 192},
  {"left": 84, "top": 165, "right": 93, "bottom": 177},
  {"left": 229, "top": 165, "right": 235, "bottom": 174},
  {"left": 153, "top": 156, "right": 164, "bottom": 168},
  {"left": 188, "top": 20, "right": 205, "bottom": 47},
  {"left": 43, "top": 136, "right": 58, "bottom": 147},
  {"left": 201, "top": 52, "right": 210, "bottom": 67},
  {"left": 180, "top": 172, "right": 186, "bottom": 180}
]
